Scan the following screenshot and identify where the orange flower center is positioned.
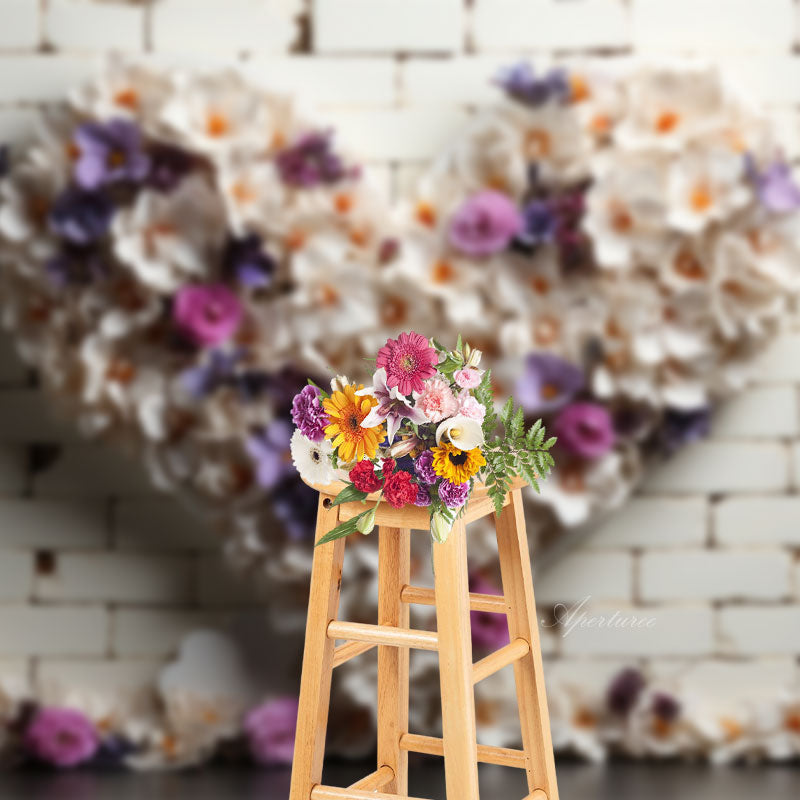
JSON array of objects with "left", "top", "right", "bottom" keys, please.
[
  {"left": 431, "top": 260, "right": 455, "bottom": 284},
  {"left": 674, "top": 250, "right": 705, "bottom": 280},
  {"left": 206, "top": 111, "right": 230, "bottom": 138},
  {"left": 416, "top": 202, "right": 437, "bottom": 227},
  {"left": 525, "top": 128, "right": 552, "bottom": 158},
  {"left": 690, "top": 182, "right": 713, "bottom": 212},
  {"left": 655, "top": 110, "right": 681, "bottom": 134},
  {"left": 113, "top": 88, "right": 139, "bottom": 110}
]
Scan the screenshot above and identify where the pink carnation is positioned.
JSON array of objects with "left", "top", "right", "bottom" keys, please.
[
  {"left": 454, "top": 367, "right": 483, "bottom": 389},
  {"left": 416, "top": 377, "right": 458, "bottom": 423},
  {"left": 173, "top": 284, "right": 243, "bottom": 347},
  {"left": 457, "top": 392, "right": 486, "bottom": 423}
]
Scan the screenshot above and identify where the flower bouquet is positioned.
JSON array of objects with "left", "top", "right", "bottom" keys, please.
[{"left": 289, "top": 331, "right": 556, "bottom": 544}]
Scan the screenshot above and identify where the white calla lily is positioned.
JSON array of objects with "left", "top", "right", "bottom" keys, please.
[{"left": 435, "top": 415, "right": 485, "bottom": 451}]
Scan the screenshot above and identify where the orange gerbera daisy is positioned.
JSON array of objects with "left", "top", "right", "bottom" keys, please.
[{"left": 323, "top": 383, "right": 384, "bottom": 462}]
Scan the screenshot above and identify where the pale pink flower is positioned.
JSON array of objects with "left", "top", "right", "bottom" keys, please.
[
  {"left": 416, "top": 376, "right": 458, "bottom": 423},
  {"left": 457, "top": 392, "right": 486, "bottom": 423},
  {"left": 454, "top": 367, "right": 483, "bottom": 389}
]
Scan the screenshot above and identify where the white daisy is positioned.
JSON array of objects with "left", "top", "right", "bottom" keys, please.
[{"left": 290, "top": 429, "right": 335, "bottom": 486}]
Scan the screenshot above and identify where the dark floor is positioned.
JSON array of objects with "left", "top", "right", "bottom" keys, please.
[{"left": 0, "top": 760, "right": 798, "bottom": 800}]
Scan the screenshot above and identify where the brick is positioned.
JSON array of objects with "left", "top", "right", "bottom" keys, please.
[
  {"left": 0, "top": 0, "right": 40, "bottom": 50},
  {"left": 714, "top": 56, "right": 800, "bottom": 107},
  {"left": 632, "top": 0, "right": 794, "bottom": 52},
  {"left": 33, "top": 445, "right": 155, "bottom": 497},
  {"left": 640, "top": 550, "right": 792, "bottom": 602},
  {"left": 715, "top": 496, "right": 800, "bottom": 546},
  {"left": 791, "top": 444, "right": 800, "bottom": 489},
  {"left": 545, "top": 658, "right": 633, "bottom": 693},
  {"left": 0, "top": 55, "right": 95, "bottom": 103},
  {"left": 402, "top": 56, "right": 512, "bottom": 106},
  {"left": 560, "top": 604, "right": 713, "bottom": 657},
  {"left": 642, "top": 442, "right": 788, "bottom": 494},
  {"left": 759, "top": 333, "right": 800, "bottom": 380},
  {"left": 535, "top": 552, "right": 633, "bottom": 605},
  {"left": 473, "top": 0, "right": 629, "bottom": 52},
  {"left": 586, "top": 497, "right": 707, "bottom": 549},
  {"left": 113, "top": 609, "right": 226, "bottom": 657},
  {"left": 0, "top": 606, "right": 107, "bottom": 656},
  {"left": 710, "top": 386, "right": 797, "bottom": 439},
  {"left": 37, "top": 553, "right": 193, "bottom": 604},
  {"left": 0, "top": 446, "right": 26, "bottom": 495},
  {"left": 0, "top": 109, "right": 39, "bottom": 151},
  {"left": 46, "top": 0, "right": 144, "bottom": 51},
  {"left": 196, "top": 555, "right": 270, "bottom": 607},
  {"left": 114, "top": 498, "right": 219, "bottom": 552},
  {"left": 314, "top": 0, "right": 463, "bottom": 53},
  {"left": 152, "top": 0, "right": 301, "bottom": 55},
  {"left": 245, "top": 56, "right": 397, "bottom": 106},
  {"left": 0, "top": 659, "right": 31, "bottom": 696},
  {"left": 0, "top": 552, "right": 32, "bottom": 601},
  {"left": 719, "top": 606, "right": 800, "bottom": 655},
  {"left": 0, "top": 389, "right": 80, "bottom": 443},
  {"left": 0, "top": 498, "right": 106, "bottom": 549}
]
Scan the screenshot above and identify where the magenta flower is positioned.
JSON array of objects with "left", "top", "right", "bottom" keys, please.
[
  {"left": 244, "top": 697, "right": 299, "bottom": 766},
  {"left": 448, "top": 190, "right": 522, "bottom": 257},
  {"left": 173, "top": 284, "right": 243, "bottom": 347},
  {"left": 438, "top": 479, "right": 470, "bottom": 509},
  {"left": 291, "top": 384, "right": 329, "bottom": 442},
  {"left": 376, "top": 331, "right": 438, "bottom": 396},
  {"left": 470, "top": 575, "right": 510, "bottom": 651},
  {"left": 25, "top": 707, "right": 99, "bottom": 767},
  {"left": 554, "top": 402, "right": 615, "bottom": 459}
]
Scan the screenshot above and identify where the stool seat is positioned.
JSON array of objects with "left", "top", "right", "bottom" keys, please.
[{"left": 289, "top": 480, "right": 559, "bottom": 800}]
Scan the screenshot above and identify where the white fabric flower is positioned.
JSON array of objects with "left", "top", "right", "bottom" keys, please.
[{"left": 290, "top": 429, "right": 335, "bottom": 486}]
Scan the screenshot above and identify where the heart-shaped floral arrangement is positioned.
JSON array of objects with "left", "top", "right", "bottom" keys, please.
[{"left": 0, "top": 57, "right": 798, "bottom": 578}]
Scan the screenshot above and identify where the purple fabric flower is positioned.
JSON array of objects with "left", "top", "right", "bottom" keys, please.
[
  {"left": 449, "top": 191, "right": 522, "bottom": 257},
  {"left": 173, "top": 284, "right": 243, "bottom": 347},
  {"left": 469, "top": 576, "right": 510, "bottom": 651},
  {"left": 146, "top": 142, "right": 195, "bottom": 192},
  {"left": 413, "top": 484, "right": 432, "bottom": 507},
  {"left": 223, "top": 234, "right": 276, "bottom": 289},
  {"left": 414, "top": 450, "right": 438, "bottom": 485},
  {"left": 45, "top": 245, "right": 107, "bottom": 287},
  {"left": 753, "top": 159, "right": 800, "bottom": 214},
  {"left": 554, "top": 402, "right": 615, "bottom": 459},
  {"left": 180, "top": 349, "right": 242, "bottom": 399},
  {"left": 25, "top": 707, "right": 99, "bottom": 767},
  {"left": 661, "top": 407, "right": 711, "bottom": 455},
  {"left": 607, "top": 668, "right": 646, "bottom": 716},
  {"left": 515, "top": 353, "right": 584, "bottom": 414},
  {"left": 515, "top": 199, "right": 557, "bottom": 250},
  {"left": 291, "top": 384, "right": 329, "bottom": 443},
  {"left": 275, "top": 131, "right": 351, "bottom": 187},
  {"left": 495, "top": 62, "right": 570, "bottom": 107},
  {"left": 652, "top": 692, "right": 682, "bottom": 724},
  {"left": 49, "top": 188, "right": 113, "bottom": 245},
  {"left": 438, "top": 479, "right": 470, "bottom": 509},
  {"left": 73, "top": 118, "right": 150, "bottom": 190},
  {"left": 247, "top": 420, "right": 293, "bottom": 490},
  {"left": 244, "top": 696, "right": 299, "bottom": 766},
  {"left": 272, "top": 476, "right": 317, "bottom": 540}
]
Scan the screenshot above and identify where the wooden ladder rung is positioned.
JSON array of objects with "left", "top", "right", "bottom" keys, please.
[
  {"left": 399, "top": 733, "right": 527, "bottom": 770},
  {"left": 311, "top": 787, "right": 429, "bottom": 800},
  {"left": 327, "top": 620, "right": 439, "bottom": 651},
  {"left": 332, "top": 640, "right": 376, "bottom": 668},
  {"left": 472, "top": 637, "right": 530, "bottom": 684},
  {"left": 348, "top": 765, "right": 395, "bottom": 791},
  {"left": 400, "top": 584, "right": 507, "bottom": 614}
]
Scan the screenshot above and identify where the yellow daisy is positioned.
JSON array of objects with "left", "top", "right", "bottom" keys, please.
[
  {"left": 323, "top": 383, "right": 384, "bottom": 463},
  {"left": 431, "top": 443, "right": 486, "bottom": 484}
]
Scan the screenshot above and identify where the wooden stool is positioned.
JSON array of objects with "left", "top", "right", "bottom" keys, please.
[{"left": 289, "top": 477, "right": 559, "bottom": 800}]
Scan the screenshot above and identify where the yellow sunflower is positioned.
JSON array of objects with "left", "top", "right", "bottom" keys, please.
[
  {"left": 323, "top": 383, "right": 384, "bottom": 463},
  {"left": 431, "top": 443, "right": 486, "bottom": 484}
]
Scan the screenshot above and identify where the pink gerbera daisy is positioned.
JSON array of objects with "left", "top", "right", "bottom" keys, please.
[{"left": 376, "top": 331, "right": 438, "bottom": 396}]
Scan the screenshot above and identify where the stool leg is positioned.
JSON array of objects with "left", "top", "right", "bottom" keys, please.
[
  {"left": 495, "top": 490, "right": 559, "bottom": 800},
  {"left": 377, "top": 526, "right": 411, "bottom": 794},
  {"left": 289, "top": 496, "right": 347, "bottom": 800},
  {"left": 433, "top": 518, "right": 480, "bottom": 800}
]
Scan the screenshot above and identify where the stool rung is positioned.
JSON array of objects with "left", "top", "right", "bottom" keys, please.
[
  {"left": 311, "top": 787, "right": 429, "bottom": 800},
  {"left": 472, "top": 637, "right": 530, "bottom": 684},
  {"left": 332, "top": 640, "right": 376, "bottom": 668},
  {"left": 399, "top": 733, "right": 527, "bottom": 769},
  {"left": 327, "top": 620, "right": 439, "bottom": 651},
  {"left": 400, "top": 584, "right": 507, "bottom": 614},
  {"left": 348, "top": 765, "right": 394, "bottom": 791}
]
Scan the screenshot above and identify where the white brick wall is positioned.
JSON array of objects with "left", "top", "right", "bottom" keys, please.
[{"left": 0, "top": 0, "right": 797, "bottom": 715}]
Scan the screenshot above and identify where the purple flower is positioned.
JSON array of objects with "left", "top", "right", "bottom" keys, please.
[
  {"left": 223, "top": 234, "right": 276, "bottom": 289},
  {"left": 554, "top": 402, "right": 615, "bottom": 459},
  {"left": 438, "top": 479, "right": 470, "bottom": 509},
  {"left": 413, "top": 484, "right": 432, "bottom": 507},
  {"left": 607, "top": 668, "right": 646, "bottom": 716},
  {"left": 45, "top": 245, "right": 107, "bottom": 287},
  {"left": 25, "top": 707, "right": 99, "bottom": 767},
  {"left": 244, "top": 696, "right": 298, "bottom": 766},
  {"left": 357, "top": 368, "right": 428, "bottom": 444},
  {"left": 272, "top": 475, "right": 317, "bottom": 540},
  {"left": 661, "top": 407, "right": 711, "bottom": 455},
  {"left": 275, "top": 131, "right": 351, "bottom": 187},
  {"left": 146, "top": 142, "right": 195, "bottom": 192},
  {"left": 247, "top": 420, "right": 293, "bottom": 489},
  {"left": 515, "top": 353, "right": 584, "bottom": 414},
  {"left": 652, "top": 692, "right": 682, "bottom": 724},
  {"left": 180, "top": 349, "right": 242, "bottom": 399},
  {"left": 494, "top": 62, "right": 570, "bottom": 107},
  {"left": 515, "top": 200, "right": 557, "bottom": 250},
  {"left": 414, "top": 450, "right": 438, "bottom": 485},
  {"left": 49, "top": 188, "right": 113, "bottom": 245},
  {"left": 469, "top": 576, "right": 510, "bottom": 651},
  {"left": 291, "top": 384, "right": 329, "bottom": 443},
  {"left": 449, "top": 191, "right": 522, "bottom": 257},
  {"left": 173, "top": 284, "right": 243, "bottom": 347},
  {"left": 757, "top": 161, "right": 800, "bottom": 213},
  {"left": 73, "top": 118, "right": 150, "bottom": 190}
]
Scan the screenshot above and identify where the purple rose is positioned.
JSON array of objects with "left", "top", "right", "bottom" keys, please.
[
  {"left": 25, "top": 707, "right": 99, "bottom": 767},
  {"left": 515, "top": 352, "right": 584, "bottom": 414},
  {"left": 438, "top": 479, "right": 470, "bottom": 509},
  {"left": 414, "top": 450, "right": 437, "bottom": 485},
  {"left": 73, "top": 118, "right": 150, "bottom": 190},
  {"left": 449, "top": 190, "right": 522, "bottom": 257},
  {"left": 49, "top": 188, "right": 113, "bottom": 245},
  {"left": 291, "top": 384, "right": 329, "bottom": 443},
  {"left": 554, "top": 402, "right": 615, "bottom": 459},
  {"left": 244, "top": 697, "right": 299, "bottom": 766},
  {"left": 413, "top": 484, "right": 432, "bottom": 507},
  {"left": 173, "top": 284, "right": 243, "bottom": 347}
]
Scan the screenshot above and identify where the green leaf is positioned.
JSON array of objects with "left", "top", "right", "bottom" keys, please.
[
  {"left": 542, "top": 436, "right": 558, "bottom": 450},
  {"left": 500, "top": 397, "right": 514, "bottom": 428},
  {"left": 315, "top": 509, "right": 374, "bottom": 547},
  {"left": 510, "top": 406, "right": 525, "bottom": 438},
  {"left": 330, "top": 484, "right": 369, "bottom": 506}
]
